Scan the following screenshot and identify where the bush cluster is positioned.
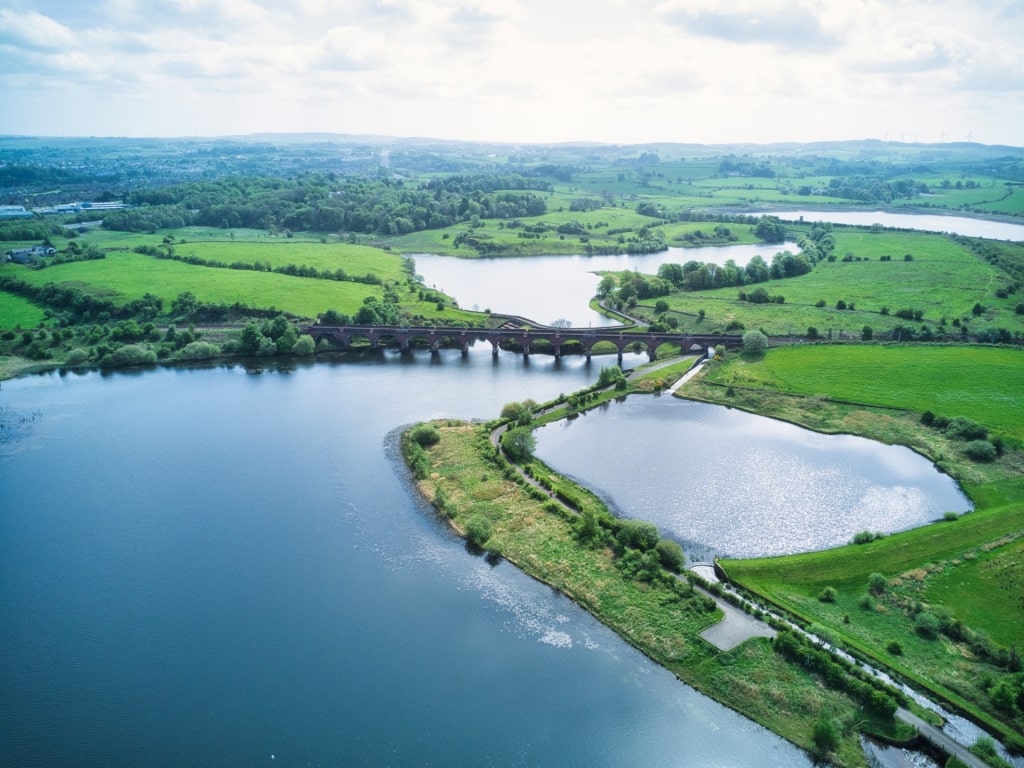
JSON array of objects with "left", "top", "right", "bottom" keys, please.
[{"left": 773, "top": 630, "right": 901, "bottom": 717}]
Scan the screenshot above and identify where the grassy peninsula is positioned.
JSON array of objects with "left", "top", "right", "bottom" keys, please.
[{"left": 401, "top": 396, "right": 917, "bottom": 767}]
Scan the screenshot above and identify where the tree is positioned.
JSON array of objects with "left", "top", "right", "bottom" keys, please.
[
  {"left": 742, "top": 330, "right": 768, "bottom": 356},
  {"left": 292, "top": 334, "right": 315, "bottom": 356},
  {"left": 754, "top": 215, "right": 785, "bottom": 243},
  {"left": 275, "top": 325, "right": 298, "bottom": 354},
  {"left": 240, "top": 321, "right": 264, "bottom": 354},
  {"left": 597, "top": 365, "right": 625, "bottom": 388},
  {"left": 465, "top": 514, "right": 493, "bottom": 548},
  {"left": 812, "top": 715, "right": 840, "bottom": 757},
  {"left": 501, "top": 401, "right": 534, "bottom": 425},
  {"left": 597, "top": 275, "right": 617, "bottom": 299},
  {"left": 655, "top": 539, "right": 684, "bottom": 572},
  {"left": 501, "top": 426, "right": 536, "bottom": 463},
  {"left": 861, "top": 325, "right": 873, "bottom": 341},
  {"left": 868, "top": 572, "right": 887, "bottom": 595}
]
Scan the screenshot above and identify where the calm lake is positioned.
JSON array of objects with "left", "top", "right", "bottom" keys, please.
[{"left": 2, "top": 353, "right": 815, "bottom": 768}]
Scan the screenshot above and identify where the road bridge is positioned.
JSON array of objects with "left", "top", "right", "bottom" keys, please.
[{"left": 303, "top": 323, "right": 743, "bottom": 363}]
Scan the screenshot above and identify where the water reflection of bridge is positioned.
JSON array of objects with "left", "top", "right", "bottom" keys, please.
[{"left": 304, "top": 323, "right": 742, "bottom": 363}]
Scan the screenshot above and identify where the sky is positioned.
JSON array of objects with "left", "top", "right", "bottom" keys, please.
[{"left": 1, "top": 0, "right": 1022, "bottom": 146}]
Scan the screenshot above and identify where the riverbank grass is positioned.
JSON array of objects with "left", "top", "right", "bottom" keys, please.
[{"left": 403, "top": 419, "right": 910, "bottom": 767}]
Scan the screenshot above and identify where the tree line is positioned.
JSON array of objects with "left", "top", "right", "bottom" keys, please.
[{"left": 103, "top": 173, "right": 551, "bottom": 236}]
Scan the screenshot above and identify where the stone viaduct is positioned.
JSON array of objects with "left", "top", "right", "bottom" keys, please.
[{"left": 303, "top": 323, "right": 743, "bottom": 363}]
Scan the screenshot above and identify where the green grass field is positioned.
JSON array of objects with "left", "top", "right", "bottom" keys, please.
[
  {"left": 0, "top": 251, "right": 480, "bottom": 324},
  {"left": 0, "top": 291, "right": 47, "bottom": 328},
  {"left": 702, "top": 345, "right": 1024, "bottom": 440},
  {"left": 628, "top": 228, "right": 1024, "bottom": 338}
]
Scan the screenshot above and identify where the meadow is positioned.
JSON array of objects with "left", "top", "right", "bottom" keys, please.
[
  {"left": 701, "top": 345, "right": 1024, "bottom": 440},
  {"left": 625, "top": 227, "right": 1024, "bottom": 339},
  {"left": 1, "top": 241, "right": 479, "bottom": 324},
  {"left": 0, "top": 291, "right": 47, "bottom": 328}
]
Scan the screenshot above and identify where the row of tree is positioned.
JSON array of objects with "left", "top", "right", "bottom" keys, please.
[{"left": 104, "top": 173, "right": 550, "bottom": 236}]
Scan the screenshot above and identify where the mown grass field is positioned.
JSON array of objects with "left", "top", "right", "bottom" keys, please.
[
  {"left": 719, "top": 503, "right": 1024, "bottom": 742},
  {"left": 384, "top": 204, "right": 762, "bottom": 257},
  {"left": 158, "top": 239, "right": 409, "bottom": 281},
  {"left": 0, "top": 291, "right": 47, "bottom": 328},
  {"left": 0, "top": 251, "right": 480, "bottom": 324},
  {"left": 631, "top": 228, "right": 1024, "bottom": 338},
  {"left": 702, "top": 345, "right": 1024, "bottom": 440}
]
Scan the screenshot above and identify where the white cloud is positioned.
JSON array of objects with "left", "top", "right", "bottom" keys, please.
[
  {"left": 0, "top": 8, "right": 75, "bottom": 50},
  {"left": 0, "top": 0, "right": 1020, "bottom": 145}
]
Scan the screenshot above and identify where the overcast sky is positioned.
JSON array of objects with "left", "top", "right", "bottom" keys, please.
[{"left": 1, "top": 0, "right": 1022, "bottom": 146}]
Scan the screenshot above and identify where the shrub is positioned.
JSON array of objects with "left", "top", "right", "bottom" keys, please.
[
  {"left": 819, "top": 586, "right": 838, "bottom": 603},
  {"left": 812, "top": 715, "right": 840, "bottom": 757},
  {"left": 410, "top": 424, "right": 441, "bottom": 447},
  {"left": 465, "top": 515, "right": 493, "bottom": 548},
  {"left": 852, "top": 531, "right": 876, "bottom": 545},
  {"left": 109, "top": 344, "right": 157, "bottom": 367},
  {"left": 616, "top": 519, "right": 660, "bottom": 551},
  {"left": 945, "top": 416, "right": 987, "bottom": 441},
  {"left": 292, "top": 334, "right": 316, "bottom": 356},
  {"left": 741, "top": 330, "right": 768, "bottom": 356},
  {"left": 915, "top": 611, "right": 940, "bottom": 639},
  {"left": 965, "top": 440, "right": 997, "bottom": 462},
  {"left": 179, "top": 341, "right": 220, "bottom": 360},
  {"left": 65, "top": 348, "right": 90, "bottom": 366},
  {"left": 655, "top": 538, "right": 685, "bottom": 572},
  {"left": 868, "top": 572, "right": 887, "bottom": 595},
  {"left": 886, "top": 640, "right": 903, "bottom": 655}
]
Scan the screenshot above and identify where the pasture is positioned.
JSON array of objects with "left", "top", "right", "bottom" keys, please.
[
  {"left": 0, "top": 291, "right": 47, "bottom": 329},
  {"left": 0, "top": 250, "right": 478, "bottom": 324},
  {"left": 704, "top": 344, "right": 1024, "bottom": 440},
  {"left": 635, "top": 227, "right": 1024, "bottom": 337}
]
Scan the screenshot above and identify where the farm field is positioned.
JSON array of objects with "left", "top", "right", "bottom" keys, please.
[
  {"left": 626, "top": 227, "right": 1024, "bottom": 338},
  {"left": 701, "top": 345, "right": 1024, "bottom": 440},
  {"left": 0, "top": 250, "right": 476, "bottom": 323},
  {"left": 0, "top": 291, "right": 47, "bottom": 328}
]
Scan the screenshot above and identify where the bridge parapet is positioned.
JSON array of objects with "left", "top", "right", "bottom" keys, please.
[{"left": 303, "top": 324, "right": 743, "bottom": 359}]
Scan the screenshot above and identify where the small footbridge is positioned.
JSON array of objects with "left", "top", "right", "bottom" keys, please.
[{"left": 303, "top": 320, "right": 742, "bottom": 363}]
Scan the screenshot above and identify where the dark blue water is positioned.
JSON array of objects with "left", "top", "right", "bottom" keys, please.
[{"left": 0, "top": 351, "right": 812, "bottom": 767}]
